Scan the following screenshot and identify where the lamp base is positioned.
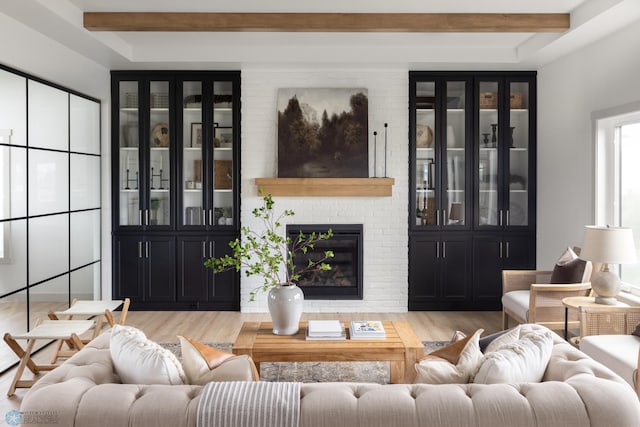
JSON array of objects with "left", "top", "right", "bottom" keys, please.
[
  {"left": 591, "top": 266, "right": 621, "bottom": 305},
  {"left": 594, "top": 296, "right": 618, "bottom": 305}
]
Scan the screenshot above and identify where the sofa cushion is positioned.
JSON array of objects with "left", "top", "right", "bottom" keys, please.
[
  {"left": 110, "top": 325, "right": 186, "bottom": 385},
  {"left": 501, "top": 290, "right": 530, "bottom": 321},
  {"left": 473, "top": 330, "right": 554, "bottom": 384},
  {"left": 550, "top": 247, "right": 587, "bottom": 284},
  {"left": 580, "top": 334, "right": 640, "bottom": 389},
  {"left": 414, "top": 329, "right": 483, "bottom": 384},
  {"left": 178, "top": 336, "right": 258, "bottom": 384}
]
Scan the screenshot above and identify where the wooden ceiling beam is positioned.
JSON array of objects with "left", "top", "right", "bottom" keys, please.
[{"left": 83, "top": 12, "right": 570, "bottom": 33}]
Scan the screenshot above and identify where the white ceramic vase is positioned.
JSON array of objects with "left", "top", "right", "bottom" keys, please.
[{"left": 267, "top": 284, "right": 304, "bottom": 335}]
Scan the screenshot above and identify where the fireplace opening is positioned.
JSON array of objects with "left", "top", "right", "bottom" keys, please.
[{"left": 286, "top": 224, "right": 363, "bottom": 300}]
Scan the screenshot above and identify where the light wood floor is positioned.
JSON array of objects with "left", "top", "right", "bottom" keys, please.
[{"left": 0, "top": 310, "right": 501, "bottom": 414}]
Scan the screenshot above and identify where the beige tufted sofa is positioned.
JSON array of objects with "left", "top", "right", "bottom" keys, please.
[{"left": 21, "top": 325, "right": 640, "bottom": 427}]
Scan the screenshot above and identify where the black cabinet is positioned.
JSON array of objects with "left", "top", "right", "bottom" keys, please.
[
  {"left": 177, "top": 234, "right": 239, "bottom": 309},
  {"left": 472, "top": 234, "right": 535, "bottom": 309},
  {"left": 111, "top": 71, "right": 240, "bottom": 310},
  {"left": 114, "top": 235, "right": 176, "bottom": 304},
  {"left": 409, "top": 234, "right": 472, "bottom": 310},
  {"left": 409, "top": 71, "right": 536, "bottom": 310}
]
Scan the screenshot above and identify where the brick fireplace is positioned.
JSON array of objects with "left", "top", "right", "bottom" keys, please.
[{"left": 240, "top": 68, "right": 408, "bottom": 312}]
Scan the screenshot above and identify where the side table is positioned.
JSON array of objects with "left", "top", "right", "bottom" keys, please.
[{"left": 562, "top": 296, "right": 629, "bottom": 340}]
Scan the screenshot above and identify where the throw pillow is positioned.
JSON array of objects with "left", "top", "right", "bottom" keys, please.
[
  {"left": 472, "top": 330, "right": 554, "bottom": 384},
  {"left": 478, "top": 329, "right": 508, "bottom": 353},
  {"left": 414, "top": 329, "right": 484, "bottom": 384},
  {"left": 178, "top": 336, "right": 259, "bottom": 384},
  {"left": 450, "top": 330, "right": 467, "bottom": 343},
  {"left": 483, "top": 325, "right": 522, "bottom": 354},
  {"left": 632, "top": 323, "right": 640, "bottom": 337},
  {"left": 550, "top": 247, "right": 587, "bottom": 284},
  {"left": 179, "top": 336, "right": 234, "bottom": 384},
  {"left": 110, "top": 324, "right": 186, "bottom": 385}
]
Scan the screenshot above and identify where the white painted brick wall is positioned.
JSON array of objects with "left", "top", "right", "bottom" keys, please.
[{"left": 240, "top": 68, "right": 409, "bottom": 313}]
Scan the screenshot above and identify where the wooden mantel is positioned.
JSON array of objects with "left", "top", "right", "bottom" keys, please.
[{"left": 255, "top": 178, "right": 394, "bottom": 197}]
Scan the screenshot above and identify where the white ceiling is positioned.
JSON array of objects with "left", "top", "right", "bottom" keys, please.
[{"left": 2, "top": 0, "right": 640, "bottom": 70}]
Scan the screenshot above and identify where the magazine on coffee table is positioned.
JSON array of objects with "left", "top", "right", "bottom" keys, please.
[{"left": 349, "top": 320, "right": 386, "bottom": 339}]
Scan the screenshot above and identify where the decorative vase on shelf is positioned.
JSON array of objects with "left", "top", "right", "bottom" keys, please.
[
  {"left": 268, "top": 284, "right": 304, "bottom": 335},
  {"left": 490, "top": 123, "right": 498, "bottom": 147}
]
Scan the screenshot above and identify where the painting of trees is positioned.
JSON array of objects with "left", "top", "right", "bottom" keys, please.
[{"left": 277, "top": 88, "right": 368, "bottom": 178}]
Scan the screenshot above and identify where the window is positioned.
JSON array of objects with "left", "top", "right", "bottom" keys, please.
[
  {"left": 596, "top": 108, "right": 640, "bottom": 290},
  {"left": 617, "top": 122, "right": 640, "bottom": 284},
  {"left": 0, "top": 146, "right": 9, "bottom": 262}
]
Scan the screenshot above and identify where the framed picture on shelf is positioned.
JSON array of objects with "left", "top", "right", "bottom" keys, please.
[
  {"left": 214, "top": 128, "right": 233, "bottom": 148},
  {"left": 191, "top": 123, "right": 202, "bottom": 148}
]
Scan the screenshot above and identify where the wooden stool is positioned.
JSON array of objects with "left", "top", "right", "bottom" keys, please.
[
  {"left": 48, "top": 298, "right": 130, "bottom": 362},
  {"left": 4, "top": 319, "right": 93, "bottom": 396}
]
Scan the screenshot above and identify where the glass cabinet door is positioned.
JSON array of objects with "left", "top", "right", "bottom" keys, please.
[
  {"left": 118, "top": 81, "right": 141, "bottom": 226},
  {"left": 444, "top": 81, "right": 466, "bottom": 227},
  {"left": 415, "top": 81, "right": 436, "bottom": 226},
  {"left": 148, "top": 81, "right": 171, "bottom": 227},
  {"left": 182, "top": 81, "right": 204, "bottom": 226},
  {"left": 212, "top": 81, "right": 234, "bottom": 227},
  {"left": 477, "top": 81, "right": 500, "bottom": 227},
  {"left": 508, "top": 81, "right": 530, "bottom": 227}
]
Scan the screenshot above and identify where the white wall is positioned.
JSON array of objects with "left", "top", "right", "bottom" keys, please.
[
  {"left": 241, "top": 68, "right": 408, "bottom": 312},
  {"left": 0, "top": 12, "right": 112, "bottom": 298},
  {"left": 537, "top": 21, "right": 640, "bottom": 268}
]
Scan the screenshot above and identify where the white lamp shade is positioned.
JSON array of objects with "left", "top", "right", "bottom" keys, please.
[{"left": 580, "top": 226, "right": 637, "bottom": 264}]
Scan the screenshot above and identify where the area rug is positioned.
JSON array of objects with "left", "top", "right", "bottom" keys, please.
[{"left": 161, "top": 341, "right": 448, "bottom": 384}]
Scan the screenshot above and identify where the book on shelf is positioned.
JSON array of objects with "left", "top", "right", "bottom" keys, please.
[
  {"left": 349, "top": 320, "right": 386, "bottom": 339},
  {"left": 306, "top": 320, "right": 345, "bottom": 340}
]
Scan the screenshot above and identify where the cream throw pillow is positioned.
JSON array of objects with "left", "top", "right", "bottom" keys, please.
[
  {"left": 473, "top": 330, "right": 554, "bottom": 384},
  {"left": 110, "top": 325, "right": 186, "bottom": 385},
  {"left": 484, "top": 325, "right": 522, "bottom": 354},
  {"left": 414, "top": 329, "right": 484, "bottom": 384}
]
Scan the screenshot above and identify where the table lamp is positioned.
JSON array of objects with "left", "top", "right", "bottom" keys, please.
[
  {"left": 449, "top": 202, "right": 464, "bottom": 225},
  {"left": 580, "top": 225, "right": 636, "bottom": 304}
]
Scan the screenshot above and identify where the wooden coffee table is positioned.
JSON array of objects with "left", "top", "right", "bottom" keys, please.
[{"left": 233, "top": 320, "right": 424, "bottom": 383}]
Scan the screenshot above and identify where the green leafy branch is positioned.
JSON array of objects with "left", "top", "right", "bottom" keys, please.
[{"left": 204, "top": 191, "right": 334, "bottom": 301}]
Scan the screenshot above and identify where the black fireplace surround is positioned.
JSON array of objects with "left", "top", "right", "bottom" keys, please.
[{"left": 286, "top": 224, "right": 363, "bottom": 300}]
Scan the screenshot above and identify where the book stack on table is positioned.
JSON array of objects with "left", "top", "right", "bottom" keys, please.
[
  {"left": 349, "top": 320, "right": 386, "bottom": 340},
  {"left": 306, "top": 320, "right": 346, "bottom": 340}
]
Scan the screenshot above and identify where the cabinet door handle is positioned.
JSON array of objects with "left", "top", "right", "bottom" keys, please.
[
  {"left": 499, "top": 210, "right": 503, "bottom": 227},
  {"left": 145, "top": 209, "right": 150, "bottom": 226},
  {"left": 203, "top": 209, "right": 207, "bottom": 226},
  {"left": 506, "top": 242, "right": 510, "bottom": 258},
  {"left": 506, "top": 210, "right": 510, "bottom": 226},
  {"left": 442, "top": 241, "right": 446, "bottom": 258},
  {"left": 436, "top": 210, "right": 440, "bottom": 226},
  {"left": 145, "top": 241, "right": 150, "bottom": 258},
  {"left": 436, "top": 241, "right": 440, "bottom": 259},
  {"left": 138, "top": 241, "right": 142, "bottom": 258},
  {"left": 202, "top": 241, "right": 206, "bottom": 258},
  {"left": 209, "top": 209, "right": 213, "bottom": 226},
  {"left": 139, "top": 210, "right": 143, "bottom": 226},
  {"left": 209, "top": 241, "right": 213, "bottom": 258},
  {"left": 499, "top": 241, "right": 503, "bottom": 259}
]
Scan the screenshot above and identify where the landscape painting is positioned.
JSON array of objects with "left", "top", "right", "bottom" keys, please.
[{"left": 277, "top": 88, "right": 368, "bottom": 178}]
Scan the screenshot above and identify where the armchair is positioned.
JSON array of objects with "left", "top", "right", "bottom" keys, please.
[
  {"left": 578, "top": 305, "right": 640, "bottom": 397},
  {"left": 501, "top": 250, "right": 592, "bottom": 331}
]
